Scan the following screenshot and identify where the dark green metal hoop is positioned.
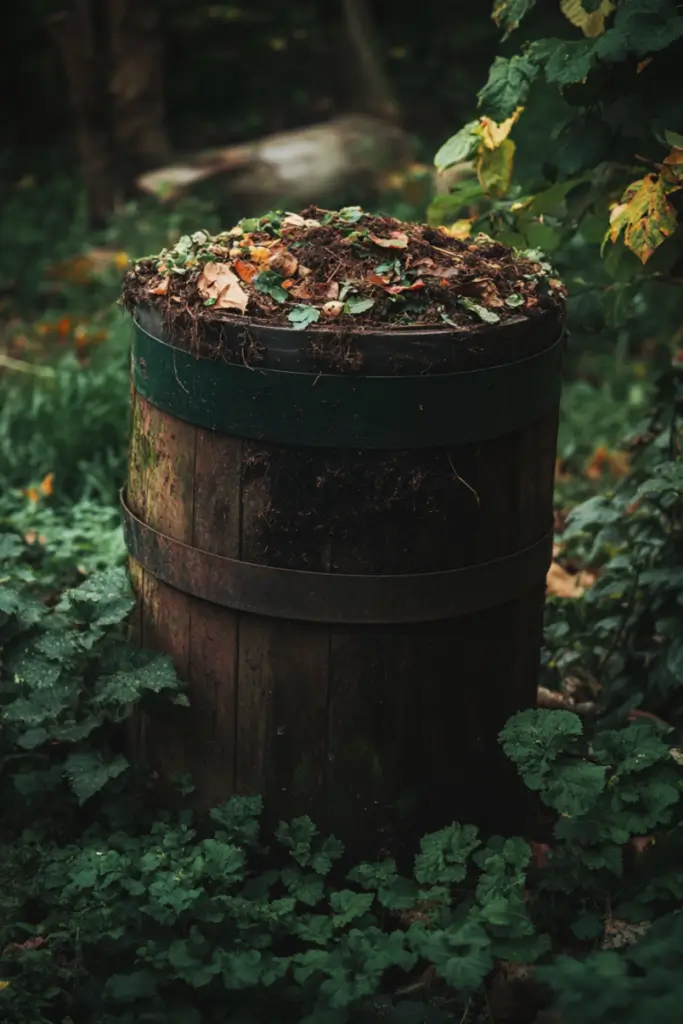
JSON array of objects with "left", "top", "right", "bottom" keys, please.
[{"left": 131, "top": 320, "right": 563, "bottom": 449}]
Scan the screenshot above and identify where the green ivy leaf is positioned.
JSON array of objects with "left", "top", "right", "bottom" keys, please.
[
  {"left": 427, "top": 181, "right": 484, "bottom": 227},
  {"left": 254, "top": 270, "right": 290, "bottom": 304},
  {"left": 478, "top": 54, "right": 540, "bottom": 120},
  {"left": 220, "top": 949, "right": 263, "bottom": 989},
  {"left": 92, "top": 654, "right": 182, "bottom": 708},
  {"left": 105, "top": 970, "right": 159, "bottom": 1003},
  {"left": 414, "top": 823, "right": 480, "bottom": 885},
  {"left": 329, "top": 889, "right": 375, "bottom": 926},
  {"left": 500, "top": 709, "right": 584, "bottom": 789},
  {"left": 56, "top": 567, "right": 135, "bottom": 627},
  {"left": 199, "top": 837, "right": 246, "bottom": 880},
  {"left": 408, "top": 919, "right": 493, "bottom": 991},
  {"left": 288, "top": 304, "right": 321, "bottom": 330},
  {"left": 276, "top": 816, "right": 318, "bottom": 866},
  {"left": 434, "top": 122, "right": 480, "bottom": 172},
  {"left": 209, "top": 795, "right": 263, "bottom": 848},
  {"left": 344, "top": 297, "right": 375, "bottom": 314},
  {"left": 543, "top": 760, "right": 607, "bottom": 816},
  {"left": 64, "top": 750, "right": 129, "bottom": 804},
  {"left": 458, "top": 297, "right": 501, "bottom": 323},
  {"left": 530, "top": 39, "right": 596, "bottom": 86},
  {"left": 16, "top": 726, "right": 50, "bottom": 750},
  {"left": 282, "top": 867, "right": 326, "bottom": 906},
  {"left": 311, "top": 834, "right": 345, "bottom": 874}
]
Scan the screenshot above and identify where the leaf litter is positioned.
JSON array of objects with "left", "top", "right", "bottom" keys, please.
[{"left": 122, "top": 206, "right": 566, "bottom": 341}]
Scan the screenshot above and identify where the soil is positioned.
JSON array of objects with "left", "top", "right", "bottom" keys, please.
[{"left": 121, "top": 205, "right": 566, "bottom": 349}]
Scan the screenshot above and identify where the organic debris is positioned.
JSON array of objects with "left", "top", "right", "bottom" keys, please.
[{"left": 122, "top": 206, "right": 566, "bottom": 336}]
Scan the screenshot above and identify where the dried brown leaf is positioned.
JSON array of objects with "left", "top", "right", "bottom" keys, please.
[
  {"left": 546, "top": 561, "right": 586, "bottom": 599},
  {"left": 197, "top": 262, "right": 249, "bottom": 312},
  {"left": 268, "top": 250, "right": 299, "bottom": 277},
  {"left": 369, "top": 231, "right": 409, "bottom": 249}
]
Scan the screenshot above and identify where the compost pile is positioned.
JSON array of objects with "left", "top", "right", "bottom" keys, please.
[{"left": 123, "top": 206, "right": 566, "bottom": 334}]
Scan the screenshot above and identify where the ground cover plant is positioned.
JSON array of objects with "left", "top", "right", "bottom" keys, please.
[{"left": 3, "top": 0, "right": 683, "bottom": 1021}]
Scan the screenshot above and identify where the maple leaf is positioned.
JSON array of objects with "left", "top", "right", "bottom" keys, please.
[
  {"left": 197, "top": 263, "right": 249, "bottom": 312},
  {"left": 606, "top": 174, "right": 678, "bottom": 264}
]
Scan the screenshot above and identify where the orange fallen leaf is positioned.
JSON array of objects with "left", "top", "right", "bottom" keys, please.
[
  {"left": 247, "top": 246, "right": 272, "bottom": 266},
  {"left": 385, "top": 279, "right": 425, "bottom": 295},
  {"left": 197, "top": 262, "right": 249, "bottom": 313},
  {"left": 234, "top": 259, "right": 258, "bottom": 283},
  {"left": 546, "top": 561, "right": 585, "bottom": 599},
  {"left": 367, "top": 272, "right": 393, "bottom": 286},
  {"left": 369, "top": 232, "right": 409, "bottom": 249},
  {"left": 149, "top": 277, "right": 169, "bottom": 295},
  {"left": 586, "top": 446, "right": 630, "bottom": 480},
  {"left": 282, "top": 278, "right": 296, "bottom": 290}
]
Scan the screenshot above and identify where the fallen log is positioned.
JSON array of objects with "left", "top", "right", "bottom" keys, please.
[{"left": 136, "top": 114, "right": 415, "bottom": 213}]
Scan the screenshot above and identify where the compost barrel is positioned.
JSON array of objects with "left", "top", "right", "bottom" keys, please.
[{"left": 123, "top": 303, "right": 564, "bottom": 851}]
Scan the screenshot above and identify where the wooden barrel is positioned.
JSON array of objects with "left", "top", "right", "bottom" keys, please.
[{"left": 124, "top": 304, "right": 564, "bottom": 852}]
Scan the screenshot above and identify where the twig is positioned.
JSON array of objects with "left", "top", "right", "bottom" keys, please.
[
  {"left": 0, "top": 354, "right": 57, "bottom": 378},
  {"left": 447, "top": 453, "right": 480, "bottom": 506}
]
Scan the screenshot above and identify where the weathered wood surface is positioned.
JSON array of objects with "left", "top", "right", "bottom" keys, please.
[{"left": 127, "top": 371, "right": 559, "bottom": 851}]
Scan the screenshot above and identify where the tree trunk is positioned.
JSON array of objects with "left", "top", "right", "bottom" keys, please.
[
  {"left": 47, "top": 3, "right": 119, "bottom": 226},
  {"left": 340, "top": 0, "right": 399, "bottom": 123},
  {"left": 107, "top": 0, "right": 172, "bottom": 186}
]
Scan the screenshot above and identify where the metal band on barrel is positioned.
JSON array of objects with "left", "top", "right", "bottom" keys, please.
[
  {"left": 121, "top": 491, "right": 553, "bottom": 624},
  {"left": 131, "top": 321, "right": 564, "bottom": 449}
]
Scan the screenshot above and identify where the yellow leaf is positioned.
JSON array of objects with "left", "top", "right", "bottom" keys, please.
[
  {"left": 477, "top": 107, "right": 524, "bottom": 151},
  {"left": 25, "top": 487, "right": 40, "bottom": 505},
  {"left": 444, "top": 219, "right": 474, "bottom": 240},
  {"left": 113, "top": 251, "right": 129, "bottom": 269},
  {"left": 606, "top": 173, "right": 678, "bottom": 263},
  {"left": 663, "top": 147, "right": 683, "bottom": 166},
  {"left": 560, "top": 0, "right": 615, "bottom": 37},
  {"left": 0, "top": 980, "right": 9, "bottom": 990},
  {"left": 476, "top": 138, "right": 516, "bottom": 198},
  {"left": 662, "top": 147, "right": 683, "bottom": 185}
]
